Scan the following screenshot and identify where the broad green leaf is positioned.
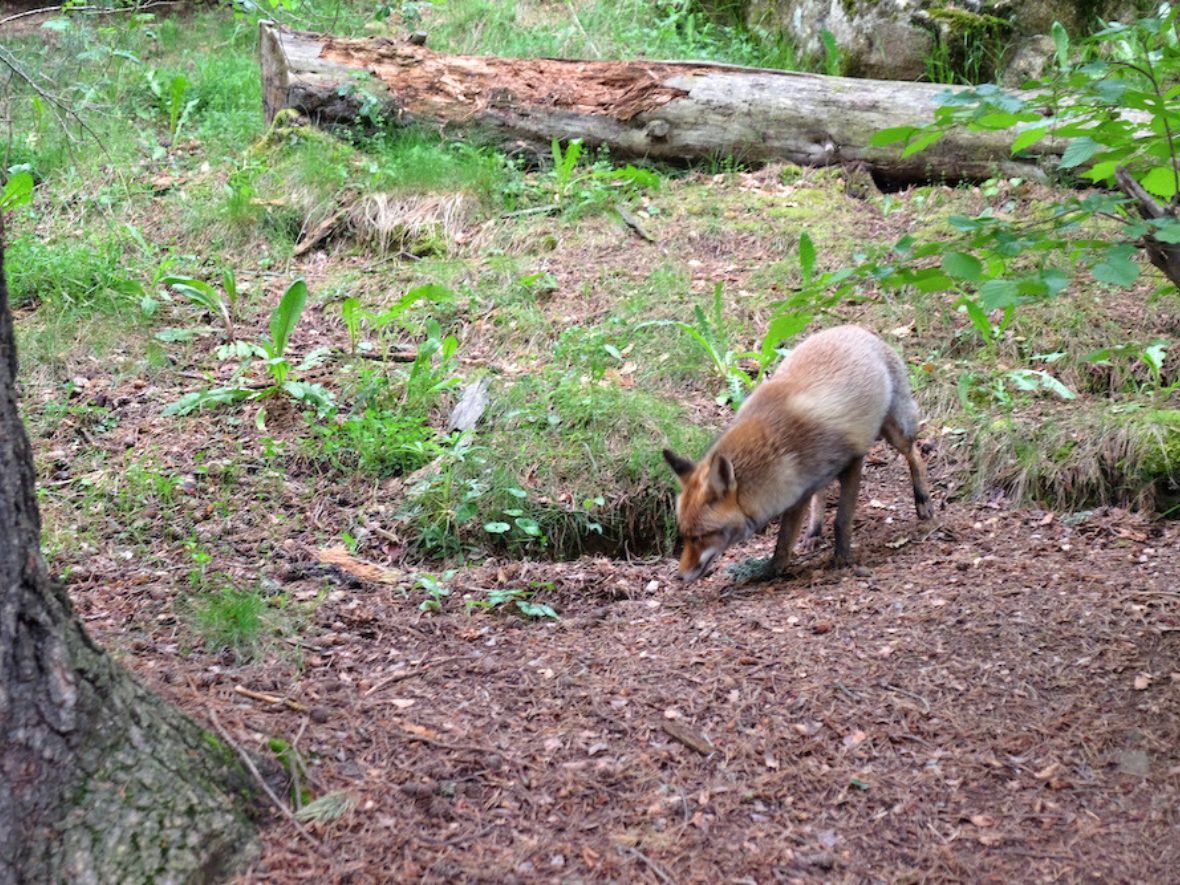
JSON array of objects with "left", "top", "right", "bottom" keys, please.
[
  {"left": 942, "top": 251, "right": 983, "bottom": 282},
  {"left": 799, "top": 232, "right": 816, "bottom": 282},
  {"left": 1007, "top": 369, "right": 1075, "bottom": 400},
  {"left": 1090, "top": 250, "right": 1140, "bottom": 286},
  {"left": 373, "top": 283, "right": 454, "bottom": 327},
  {"left": 948, "top": 215, "right": 984, "bottom": 232},
  {"left": 976, "top": 112, "right": 1022, "bottom": 130},
  {"left": 979, "top": 279, "right": 1021, "bottom": 310},
  {"left": 1, "top": 170, "right": 34, "bottom": 210},
  {"left": 868, "top": 126, "right": 918, "bottom": 147},
  {"left": 295, "top": 346, "right": 333, "bottom": 372},
  {"left": 1150, "top": 218, "right": 1180, "bottom": 243},
  {"left": 283, "top": 380, "right": 335, "bottom": 415},
  {"left": 483, "top": 521, "right": 510, "bottom": 534},
  {"left": 1139, "top": 165, "right": 1178, "bottom": 199},
  {"left": 222, "top": 269, "right": 238, "bottom": 306},
  {"left": 911, "top": 268, "right": 954, "bottom": 293},
  {"left": 1060, "top": 137, "right": 1101, "bottom": 169},
  {"left": 900, "top": 129, "right": 944, "bottom": 158},
  {"left": 515, "top": 518, "right": 543, "bottom": 537},
  {"left": 269, "top": 279, "right": 308, "bottom": 359},
  {"left": 1082, "top": 160, "right": 1119, "bottom": 182},
  {"left": 156, "top": 327, "right": 206, "bottom": 343},
  {"left": 165, "top": 277, "right": 229, "bottom": 326},
  {"left": 1036, "top": 267, "right": 1071, "bottom": 297},
  {"left": 760, "top": 311, "right": 811, "bottom": 368},
  {"left": 961, "top": 300, "right": 993, "bottom": 340},
  {"left": 1011, "top": 126, "right": 1050, "bottom": 155},
  {"left": 1143, "top": 342, "right": 1167, "bottom": 373},
  {"left": 163, "top": 386, "right": 253, "bottom": 416},
  {"left": 516, "top": 601, "right": 558, "bottom": 619},
  {"left": 1052, "top": 21, "right": 1070, "bottom": 69}
]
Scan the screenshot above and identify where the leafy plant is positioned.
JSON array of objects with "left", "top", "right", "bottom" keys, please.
[
  {"left": 1087, "top": 340, "right": 1174, "bottom": 393},
  {"left": 161, "top": 271, "right": 239, "bottom": 340},
  {"left": 637, "top": 282, "right": 811, "bottom": 407},
  {"left": 464, "top": 583, "right": 558, "bottom": 620},
  {"left": 413, "top": 570, "right": 455, "bottom": 613},
  {"left": 398, "top": 431, "right": 487, "bottom": 558},
  {"left": 820, "top": 28, "right": 842, "bottom": 76},
  {"left": 546, "top": 138, "right": 661, "bottom": 216},
  {"left": 1, "top": 169, "right": 34, "bottom": 210},
  {"left": 404, "top": 318, "right": 461, "bottom": 412},
  {"left": 164, "top": 278, "right": 335, "bottom": 421},
  {"left": 871, "top": 6, "right": 1180, "bottom": 296},
  {"left": 147, "top": 69, "right": 198, "bottom": 141},
  {"left": 482, "top": 486, "right": 548, "bottom": 549},
  {"left": 336, "top": 284, "right": 455, "bottom": 359},
  {"left": 307, "top": 407, "right": 442, "bottom": 478}
]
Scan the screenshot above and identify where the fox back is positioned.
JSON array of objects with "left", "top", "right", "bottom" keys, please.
[{"left": 664, "top": 325, "right": 931, "bottom": 582}]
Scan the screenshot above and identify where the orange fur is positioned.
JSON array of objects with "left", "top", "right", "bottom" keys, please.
[{"left": 664, "top": 325, "right": 932, "bottom": 582}]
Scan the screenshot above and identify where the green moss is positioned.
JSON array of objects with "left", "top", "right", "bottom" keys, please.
[
  {"left": 1127, "top": 410, "right": 1180, "bottom": 479},
  {"left": 925, "top": 4, "right": 1011, "bottom": 84}
]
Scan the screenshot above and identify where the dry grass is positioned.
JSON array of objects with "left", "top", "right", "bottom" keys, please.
[{"left": 347, "top": 192, "right": 477, "bottom": 256}]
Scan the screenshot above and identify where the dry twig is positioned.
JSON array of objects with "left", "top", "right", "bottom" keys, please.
[
  {"left": 234, "top": 684, "right": 309, "bottom": 713},
  {"left": 206, "top": 708, "right": 327, "bottom": 856}
]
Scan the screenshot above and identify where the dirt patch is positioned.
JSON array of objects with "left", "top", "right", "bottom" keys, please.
[{"left": 71, "top": 447, "right": 1180, "bottom": 882}]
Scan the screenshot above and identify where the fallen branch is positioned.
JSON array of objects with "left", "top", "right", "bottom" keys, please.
[
  {"left": 207, "top": 708, "right": 327, "bottom": 856},
  {"left": 362, "top": 656, "right": 464, "bottom": 697},
  {"left": 234, "top": 684, "right": 309, "bottom": 713}
]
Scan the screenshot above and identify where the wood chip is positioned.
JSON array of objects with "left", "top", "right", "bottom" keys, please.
[{"left": 660, "top": 720, "right": 715, "bottom": 755}]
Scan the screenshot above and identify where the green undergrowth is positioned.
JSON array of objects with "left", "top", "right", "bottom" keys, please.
[
  {"left": 393, "top": 372, "right": 714, "bottom": 560},
  {"left": 411, "top": 0, "right": 802, "bottom": 68},
  {"left": 964, "top": 405, "right": 1180, "bottom": 514}
]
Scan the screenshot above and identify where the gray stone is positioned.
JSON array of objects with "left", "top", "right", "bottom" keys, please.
[{"left": 745, "top": 0, "right": 1157, "bottom": 83}]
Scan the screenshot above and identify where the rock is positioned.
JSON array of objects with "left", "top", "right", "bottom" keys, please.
[
  {"left": 746, "top": 0, "right": 1157, "bottom": 83},
  {"left": 1002, "top": 33, "right": 1056, "bottom": 87},
  {"left": 746, "top": 0, "right": 934, "bottom": 80}
]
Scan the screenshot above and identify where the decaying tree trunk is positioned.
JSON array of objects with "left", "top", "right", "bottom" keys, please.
[
  {"left": 258, "top": 22, "right": 1055, "bottom": 184},
  {"left": 1115, "top": 165, "right": 1180, "bottom": 289},
  {"left": 0, "top": 219, "right": 258, "bottom": 881}
]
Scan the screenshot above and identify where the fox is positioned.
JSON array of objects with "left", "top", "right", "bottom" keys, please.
[{"left": 663, "top": 324, "right": 933, "bottom": 583}]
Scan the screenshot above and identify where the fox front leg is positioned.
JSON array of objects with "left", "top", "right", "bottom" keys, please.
[{"left": 772, "top": 498, "right": 812, "bottom": 574}]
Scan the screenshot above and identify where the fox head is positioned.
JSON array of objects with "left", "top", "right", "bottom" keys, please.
[{"left": 663, "top": 448, "right": 753, "bottom": 583}]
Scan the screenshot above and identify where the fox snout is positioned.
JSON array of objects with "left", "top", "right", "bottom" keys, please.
[{"left": 677, "top": 538, "right": 724, "bottom": 583}]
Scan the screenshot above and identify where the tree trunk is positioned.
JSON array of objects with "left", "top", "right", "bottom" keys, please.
[
  {"left": 258, "top": 22, "right": 1051, "bottom": 184},
  {"left": 0, "top": 219, "right": 258, "bottom": 881}
]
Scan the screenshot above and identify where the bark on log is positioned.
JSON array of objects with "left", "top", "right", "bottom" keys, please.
[
  {"left": 258, "top": 22, "right": 1053, "bottom": 184},
  {"left": 0, "top": 218, "right": 258, "bottom": 881}
]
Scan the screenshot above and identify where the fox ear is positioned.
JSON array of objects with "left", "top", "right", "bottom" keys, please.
[
  {"left": 707, "top": 454, "right": 737, "bottom": 496},
  {"left": 663, "top": 448, "right": 695, "bottom": 481}
]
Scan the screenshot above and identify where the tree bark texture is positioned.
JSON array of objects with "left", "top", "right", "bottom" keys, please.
[
  {"left": 1114, "top": 165, "right": 1180, "bottom": 289},
  {"left": 258, "top": 22, "right": 1054, "bottom": 184},
  {"left": 0, "top": 217, "right": 258, "bottom": 882}
]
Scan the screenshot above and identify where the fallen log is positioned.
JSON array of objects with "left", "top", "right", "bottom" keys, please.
[{"left": 258, "top": 22, "right": 1051, "bottom": 184}]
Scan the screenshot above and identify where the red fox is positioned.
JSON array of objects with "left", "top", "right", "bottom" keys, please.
[{"left": 663, "top": 325, "right": 932, "bottom": 583}]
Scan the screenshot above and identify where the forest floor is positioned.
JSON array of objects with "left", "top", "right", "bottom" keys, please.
[
  {"left": 6, "top": 6, "right": 1179, "bottom": 878},
  {"left": 69, "top": 455, "right": 1180, "bottom": 882}
]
